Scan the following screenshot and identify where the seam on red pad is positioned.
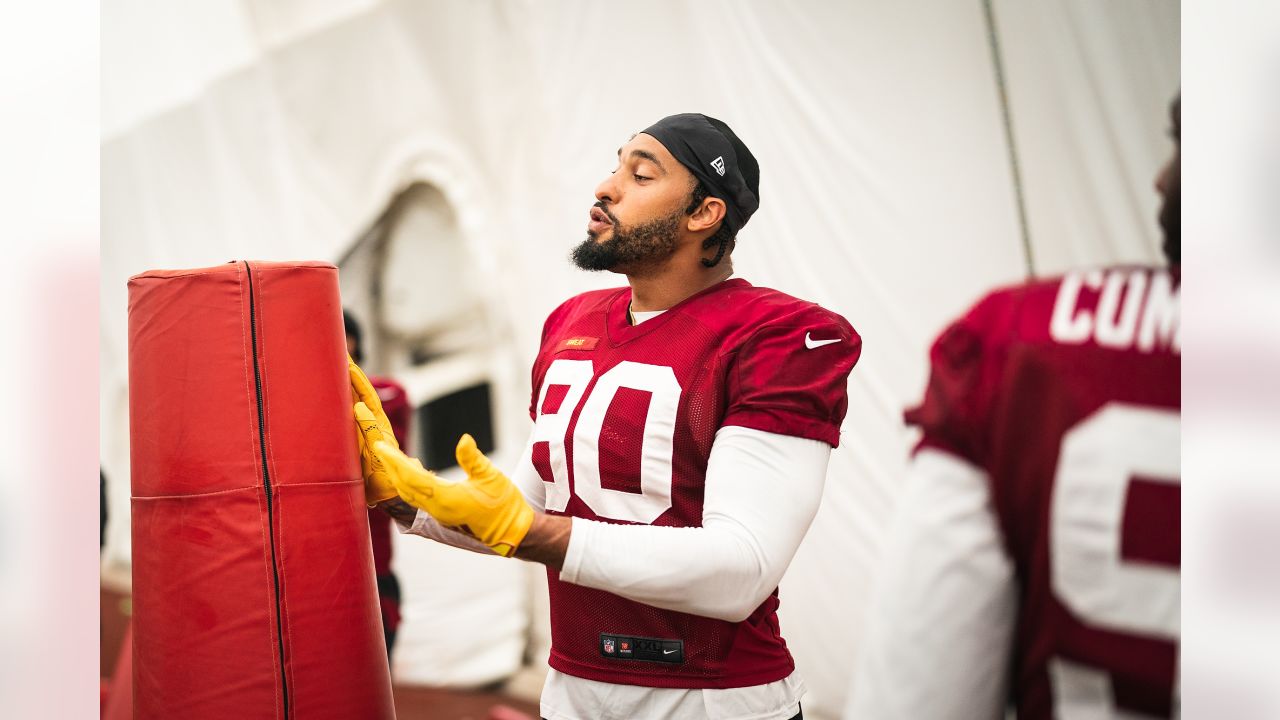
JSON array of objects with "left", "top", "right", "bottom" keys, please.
[
  {"left": 280, "top": 479, "right": 363, "bottom": 489},
  {"left": 256, "top": 269, "right": 297, "bottom": 713},
  {"left": 131, "top": 485, "right": 260, "bottom": 500},
  {"left": 241, "top": 265, "right": 283, "bottom": 720}
]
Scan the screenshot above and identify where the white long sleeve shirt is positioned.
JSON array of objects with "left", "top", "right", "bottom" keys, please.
[{"left": 844, "top": 448, "right": 1017, "bottom": 719}]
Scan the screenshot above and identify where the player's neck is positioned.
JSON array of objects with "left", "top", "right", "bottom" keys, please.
[{"left": 627, "top": 262, "right": 733, "bottom": 313}]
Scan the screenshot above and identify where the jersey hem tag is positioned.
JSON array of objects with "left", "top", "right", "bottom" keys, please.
[{"left": 599, "top": 633, "right": 684, "bottom": 664}]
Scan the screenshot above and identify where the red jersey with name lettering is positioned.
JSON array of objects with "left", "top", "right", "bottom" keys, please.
[
  {"left": 528, "top": 278, "right": 860, "bottom": 688},
  {"left": 907, "top": 266, "right": 1180, "bottom": 718}
]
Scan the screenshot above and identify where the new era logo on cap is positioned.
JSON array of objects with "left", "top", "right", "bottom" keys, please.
[{"left": 710, "top": 156, "right": 726, "bottom": 176}]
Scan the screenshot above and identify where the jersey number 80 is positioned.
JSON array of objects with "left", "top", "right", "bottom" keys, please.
[{"left": 532, "top": 359, "right": 682, "bottom": 524}]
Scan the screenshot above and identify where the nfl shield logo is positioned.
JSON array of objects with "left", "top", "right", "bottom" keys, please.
[{"left": 603, "top": 638, "right": 616, "bottom": 654}]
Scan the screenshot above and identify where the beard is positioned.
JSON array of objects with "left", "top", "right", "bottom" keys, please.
[{"left": 571, "top": 206, "right": 683, "bottom": 273}]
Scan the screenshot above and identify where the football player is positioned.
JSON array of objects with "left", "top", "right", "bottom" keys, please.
[
  {"left": 845, "top": 97, "right": 1181, "bottom": 718},
  {"left": 352, "top": 113, "right": 861, "bottom": 720}
]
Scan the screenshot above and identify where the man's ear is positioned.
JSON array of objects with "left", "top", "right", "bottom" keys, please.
[{"left": 687, "top": 196, "right": 726, "bottom": 234}]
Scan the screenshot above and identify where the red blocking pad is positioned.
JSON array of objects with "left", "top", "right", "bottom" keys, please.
[{"left": 129, "top": 261, "right": 394, "bottom": 719}]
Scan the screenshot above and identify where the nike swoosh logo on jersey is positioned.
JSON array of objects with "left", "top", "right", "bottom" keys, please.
[
  {"left": 804, "top": 332, "right": 842, "bottom": 350},
  {"left": 663, "top": 649, "right": 677, "bottom": 654}
]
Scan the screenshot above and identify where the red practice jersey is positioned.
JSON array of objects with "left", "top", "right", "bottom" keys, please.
[
  {"left": 528, "top": 278, "right": 860, "bottom": 689},
  {"left": 908, "top": 266, "right": 1181, "bottom": 717},
  {"left": 368, "top": 376, "right": 411, "bottom": 578}
]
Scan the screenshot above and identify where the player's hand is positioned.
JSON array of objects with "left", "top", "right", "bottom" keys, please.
[
  {"left": 369, "top": 434, "right": 534, "bottom": 557},
  {"left": 348, "top": 355, "right": 400, "bottom": 451},
  {"left": 348, "top": 355, "right": 403, "bottom": 506},
  {"left": 353, "top": 402, "right": 403, "bottom": 506}
]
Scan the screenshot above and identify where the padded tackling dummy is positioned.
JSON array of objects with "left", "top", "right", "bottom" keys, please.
[{"left": 129, "top": 260, "right": 395, "bottom": 719}]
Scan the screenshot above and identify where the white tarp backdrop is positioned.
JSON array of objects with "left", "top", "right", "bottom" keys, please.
[{"left": 101, "top": 1, "right": 1178, "bottom": 716}]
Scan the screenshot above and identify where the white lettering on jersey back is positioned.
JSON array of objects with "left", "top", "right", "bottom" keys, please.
[
  {"left": 1095, "top": 270, "right": 1147, "bottom": 349},
  {"left": 1137, "top": 270, "right": 1180, "bottom": 353},
  {"left": 1049, "top": 270, "right": 1104, "bottom": 344},
  {"left": 1049, "top": 269, "right": 1179, "bottom": 354}
]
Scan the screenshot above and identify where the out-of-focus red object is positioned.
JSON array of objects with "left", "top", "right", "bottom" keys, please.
[
  {"left": 102, "top": 623, "right": 133, "bottom": 720},
  {"left": 487, "top": 703, "right": 536, "bottom": 720},
  {"left": 129, "top": 261, "right": 395, "bottom": 719},
  {"left": 367, "top": 376, "right": 410, "bottom": 578}
]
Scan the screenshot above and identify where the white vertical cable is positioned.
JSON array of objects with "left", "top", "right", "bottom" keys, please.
[{"left": 982, "top": 0, "right": 1037, "bottom": 278}]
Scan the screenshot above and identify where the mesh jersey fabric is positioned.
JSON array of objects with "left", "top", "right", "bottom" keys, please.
[
  {"left": 527, "top": 277, "right": 860, "bottom": 689},
  {"left": 907, "top": 266, "right": 1180, "bottom": 718}
]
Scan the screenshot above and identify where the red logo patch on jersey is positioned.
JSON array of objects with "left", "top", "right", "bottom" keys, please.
[{"left": 558, "top": 336, "right": 599, "bottom": 352}]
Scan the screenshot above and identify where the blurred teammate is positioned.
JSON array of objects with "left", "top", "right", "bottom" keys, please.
[
  {"left": 344, "top": 310, "right": 410, "bottom": 659},
  {"left": 845, "top": 97, "right": 1181, "bottom": 718},
  {"left": 352, "top": 113, "right": 861, "bottom": 719}
]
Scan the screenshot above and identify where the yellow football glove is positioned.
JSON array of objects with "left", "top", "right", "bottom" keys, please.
[
  {"left": 348, "top": 355, "right": 400, "bottom": 452},
  {"left": 349, "top": 354, "right": 403, "bottom": 506},
  {"left": 353, "top": 402, "right": 402, "bottom": 506},
  {"left": 370, "top": 434, "right": 534, "bottom": 557}
]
